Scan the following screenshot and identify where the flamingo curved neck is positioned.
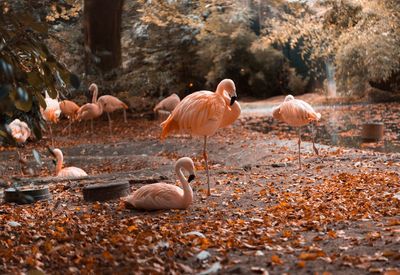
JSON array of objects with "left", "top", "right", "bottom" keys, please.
[
  {"left": 215, "top": 83, "right": 225, "bottom": 96},
  {"left": 175, "top": 165, "right": 192, "bottom": 205},
  {"left": 55, "top": 153, "right": 63, "bottom": 174},
  {"left": 92, "top": 87, "right": 98, "bottom": 103}
]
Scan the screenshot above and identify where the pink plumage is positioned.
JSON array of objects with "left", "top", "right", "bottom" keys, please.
[
  {"left": 60, "top": 100, "right": 80, "bottom": 136},
  {"left": 125, "top": 157, "right": 195, "bottom": 210},
  {"left": 88, "top": 83, "right": 129, "bottom": 135},
  {"left": 153, "top": 93, "right": 181, "bottom": 113},
  {"left": 60, "top": 100, "right": 80, "bottom": 121},
  {"left": 76, "top": 85, "right": 103, "bottom": 134},
  {"left": 8, "top": 119, "right": 31, "bottom": 143},
  {"left": 53, "top": 148, "right": 87, "bottom": 178},
  {"left": 273, "top": 95, "right": 321, "bottom": 127},
  {"left": 272, "top": 95, "right": 321, "bottom": 169},
  {"left": 97, "top": 95, "right": 128, "bottom": 113},
  {"left": 160, "top": 79, "right": 241, "bottom": 195}
]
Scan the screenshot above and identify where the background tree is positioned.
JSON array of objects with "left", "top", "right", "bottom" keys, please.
[
  {"left": 83, "top": 0, "right": 124, "bottom": 74},
  {"left": 0, "top": 0, "right": 80, "bottom": 143},
  {"left": 256, "top": 0, "right": 400, "bottom": 96}
]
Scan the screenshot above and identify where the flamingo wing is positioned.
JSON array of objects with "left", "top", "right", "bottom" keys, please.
[
  {"left": 98, "top": 95, "right": 128, "bottom": 112},
  {"left": 127, "top": 183, "right": 184, "bottom": 210},
  {"left": 154, "top": 94, "right": 180, "bottom": 113},
  {"left": 272, "top": 104, "right": 284, "bottom": 122},
  {"left": 161, "top": 91, "right": 226, "bottom": 138},
  {"left": 280, "top": 100, "right": 320, "bottom": 127},
  {"left": 219, "top": 101, "right": 241, "bottom": 128},
  {"left": 58, "top": 167, "right": 87, "bottom": 177}
]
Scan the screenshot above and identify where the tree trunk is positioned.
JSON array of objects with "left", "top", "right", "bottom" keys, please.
[{"left": 83, "top": 0, "right": 124, "bottom": 73}]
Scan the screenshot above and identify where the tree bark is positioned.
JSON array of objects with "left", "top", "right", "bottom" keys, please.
[{"left": 83, "top": 0, "right": 124, "bottom": 73}]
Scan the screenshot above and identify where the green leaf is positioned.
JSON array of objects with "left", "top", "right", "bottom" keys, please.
[
  {"left": 14, "top": 98, "right": 33, "bottom": 112},
  {"left": 0, "top": 85, "right": 10, "bottom": 100},
  {"left": 16, "top": 87, "right": 29, "bottom": 102},
  {"left": 27, "top": 71, "right": 43, "bottom": 89},
  {"left": 35, "top": 91, "right": 47, "bottom": 109}
]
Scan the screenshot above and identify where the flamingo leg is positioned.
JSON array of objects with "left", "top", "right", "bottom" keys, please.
[
  {"left": 62, "top": 119, "right": 73, "bottom": 136},
  {"left": 123, "top": 109, "right": 127, "bottom": 123},
  {"left": 298, "top": 128, "right": 302, "bottom": 170},
  {"left": 203, "top": 136, "right": 210, "bottom": 196},
  {"left": 90, "top": 119, "right": 94, "bottom": 133},
  {"left": 48, "top": 123, "right": 54, "bottom": 147},
  {"left": 16, "top": 148, "right": 23, "bottom": 176},
  {"left": 311, "top": 123, "right": 319, "bottom": 156},
  {"left": 107, "top": 112, "right": 113, "bottom": 136}
]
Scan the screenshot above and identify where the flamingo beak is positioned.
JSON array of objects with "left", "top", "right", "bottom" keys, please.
[
  {"left": 47, "top": 146, "right": 56, "bottom": 157},
  {"left": 230, "top": 96, "right": 237, "bottom": 106},
  {"left": 188, "top": 174, "right": 195, "bottom": 183}
]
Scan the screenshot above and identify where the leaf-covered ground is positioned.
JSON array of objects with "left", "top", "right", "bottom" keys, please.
[{"left": 0, "top": 103, "right": 399, "bottom": 274}]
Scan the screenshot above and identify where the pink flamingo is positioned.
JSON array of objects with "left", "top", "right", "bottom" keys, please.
[
  {"left": 160, "top": 79, "right": 241, "bottom": 195},
  {"left": 153, "top": 93, "right": 180, "bottom": 117},
  {"left": 40, "top": 91, "right": 61, "bottom": 146},
  {"left": 124, "top": 157, "right": 195, "bottom": 210},
  {"left": 60, "top": 100, "right": 80, "bottom": 136},
  {"left": 8, "top": 119, "right": 31, "bottom": 175},
  {"left": 89, "top": 83, "right": 129, "bottom": 135},
  {"left": 272, "top": 95, "right": 321, "bottom": 169},
  {"left": 52, "top": 148, "right": 87, "bottom": 177},
  {"left": 76, "top": 87, "right": 103, "bottom": 134}
]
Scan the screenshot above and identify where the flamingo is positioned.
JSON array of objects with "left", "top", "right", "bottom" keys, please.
[
  {"left": 51, "top": 148, "right": 87, "bottom": 177},
  {"left": 160, "top": 79, "right": 241, "bottom": 196},
  {"left": 40, "top": 91, "right": 61, "bottom": 146},
  {"left": 8, "top": 119, "right": 31, "bottom": 175},
  {"left": 60, "top": 100, "right": 80, "bottom": 136},
  {"left": 272, "top": 95, "right": 321, "bottom": 169},
  {"left": 89, "top": 83, "right": 129, "bottom": 135},
  {"left": 153, "top": 93, "right": 180, "bottom": 118},
  {"left": 76, "top": 88, "right": 103, "bottom": 134},
  {"left": 124, "top": 157, "right": 196, "bottom": 210}
]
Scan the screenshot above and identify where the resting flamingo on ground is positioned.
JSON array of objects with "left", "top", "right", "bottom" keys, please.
[
  {"left": 51, "top": 148, "right": 87, "bottom": 177},
  {"left": 76, "top": 86, "right": 103, "bottom": 134},
  {"left": 124, "top": 157, "right": 195, "bottom": 210},
  {"left": 8, "top": 119, "right": 31, "bottom": 175},
  {"left": 40, "top": 91, "right": 61, "bottom": 146},
  {"left": 60, "top": 100, "right": 80, "bottom": 136},
  {"left": 153, "top": 93, "right": 180, "bottom": 118},
  {"left": 89, "top": 83, "right": 129, "bottom": 135},
  {"left": 272, "top": 95, "right": 321, "bottom": 169},
  {"left": 160, "top": 79, "right": 241, "bottom": 196}
]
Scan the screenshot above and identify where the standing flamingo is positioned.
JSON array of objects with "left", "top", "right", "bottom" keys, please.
[
  {"left": 76, "top": 88, "right": 103, "bottom": 134},
  {"left": 89, "top": 83, "right": 129, "bottom": 135},
  {"left": 124, "top": 157, "right": 196, "bottom": 210},
  {"left": 161, "top": 79, "right": 241, "bottom": 196},
  {"left": 153, "top": 93, "right": 180, "bottom": 118},
  {"left": 40, "top": 91, "right": 61, "bottom": 146},
  {"left": 8, "top": 119, "right": 31, "bottom": 175},
  {"left": 60, "top": 100, "right": 80, "bottom": 136},
  {"left": 272, "top": 95, "right": 321, "bottom": 169},
  {"left": 51, "top": 148, "right": 87, "bottom": 177}
]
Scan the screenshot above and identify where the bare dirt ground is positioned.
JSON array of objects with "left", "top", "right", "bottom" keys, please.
[{"left": 0, "top": 102, "right": 399, "bottom": 274}]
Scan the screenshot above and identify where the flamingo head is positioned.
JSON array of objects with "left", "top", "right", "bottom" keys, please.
[
  {"left": 219, "top": 79, "right": 237, "bottom": 106},
  {"left": 284, "top": 95, "right": 295, "bottom": 102},
  {"left": 176, "top": 157, "right": 196, "bottom": 183},
  {"left": 89, "top": 83, "right": 98, "bottom": 94}
]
